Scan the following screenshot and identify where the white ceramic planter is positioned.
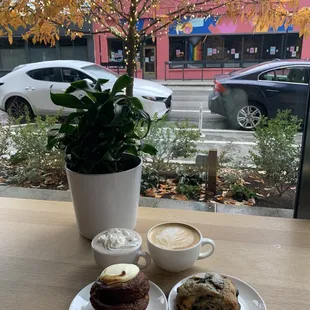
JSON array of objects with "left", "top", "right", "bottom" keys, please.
[{"left": 66, "top": 155, "right": 142, "bottom": 240}]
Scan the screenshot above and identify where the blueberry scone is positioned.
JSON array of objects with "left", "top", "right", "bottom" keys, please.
[{"left": 176, "top": 272, "right": 240, "bottom": 310}]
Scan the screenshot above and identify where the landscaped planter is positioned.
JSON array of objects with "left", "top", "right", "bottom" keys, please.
[{"left": 66, "top": 155, "right": 142, "bottom": 240}]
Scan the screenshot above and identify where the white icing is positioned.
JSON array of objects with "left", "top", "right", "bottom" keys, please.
[
  {"left": 99, "top": 263, "right": 139, "bottom": 284},
  {"left": 97, "top": 228, "right": 140, "bottom": 251}
]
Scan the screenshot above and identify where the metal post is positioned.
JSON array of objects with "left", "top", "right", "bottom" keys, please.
[
  {"left": 207, "top": 149, "right": 217, "bottom": 194},
  {"left": 199, "top": 103, "right": 203, "bottom": 135}
]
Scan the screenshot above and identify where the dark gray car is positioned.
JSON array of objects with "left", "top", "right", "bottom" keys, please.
[{"left": 208, "top": 60, "right": 310, "bottom": 130}]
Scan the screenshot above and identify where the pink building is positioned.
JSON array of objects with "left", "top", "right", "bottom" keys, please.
[{"left": 94, "top": 2, "right": 310, "bottom": 80}]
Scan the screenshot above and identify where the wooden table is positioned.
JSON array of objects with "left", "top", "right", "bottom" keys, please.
[{"left": 1, "top": 197, "right": 310, "bottom": 310}]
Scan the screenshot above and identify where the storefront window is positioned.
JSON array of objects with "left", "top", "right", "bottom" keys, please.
[
  {"left": 205, "top": 35, "right": 224, "bottom": 61},
  {"left": 0, "top": 38, "right": 26, "bottom": 69},
  {"left": 243, "top": 35, "right": 262, "bottom": 60},
  {"left": 224, "top": 35, "right": 242, "bottom": 61},
  {"left": 107, "top": 39, "right": 124, "bottom": 62},
  {"left": 169, "top": 37, "right": 186, "bottom": 61},
  {"left": 29, "top": 40, "right": 57, "bottom": 62},
  {"left": 285, "top": 33, "right": 303, "bottom": 59},
  {"left": 262, "top": 34, "right": 283, "bottom": 60}
]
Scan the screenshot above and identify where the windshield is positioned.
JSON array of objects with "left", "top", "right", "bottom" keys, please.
[{"left": 82, "top": 64, "right": 119, "bottom": 81}]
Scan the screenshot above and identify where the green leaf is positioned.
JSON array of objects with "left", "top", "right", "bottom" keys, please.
[
  {"left": 129, "top": 97, "right": 143, "bottom": 110},
  {"left": 50, "top": 92, "right": 90, "bottom": 109},
  {"left": 111, "top": 75, "right": 133, "bottom": 96},
  {"left": 94, "top": 78, "right": 109, "bottom": 91},
  {"left": 65, "top": 112, "right": 84, "bottom": 127},
  {"left": 140, "top": 143, "right": 157, "bottom": 155}
]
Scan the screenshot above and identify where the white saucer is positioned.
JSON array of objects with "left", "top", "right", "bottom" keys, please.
[
  {"left": 69, "top": 280, "right": 168, "bottom": 310},
  {"left": 168, "top": 273, "right": 267, "bottom": 310}
]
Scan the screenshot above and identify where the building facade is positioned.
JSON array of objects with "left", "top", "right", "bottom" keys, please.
[
  {"left": 94, "top": 3, "right": 310, "bottom": 80},
  {"left": 0, "top": 25, "right": 95, "bottom": 76}
]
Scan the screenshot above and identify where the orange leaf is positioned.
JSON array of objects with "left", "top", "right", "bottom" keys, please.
[{"left": 171, "top": 194, "right": 188, "bottom": 201}]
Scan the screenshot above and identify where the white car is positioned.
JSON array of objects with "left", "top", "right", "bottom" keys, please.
[{"left": 0, "top": 60, "right": 172, "bottom": 118}]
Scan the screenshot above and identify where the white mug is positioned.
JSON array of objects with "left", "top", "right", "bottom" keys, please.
[
  {"left": 91, "top": 230, "right": 151, "bottom": 270},
  {"left": 147, "top": 222, "right": 215, "bottom": 272}
]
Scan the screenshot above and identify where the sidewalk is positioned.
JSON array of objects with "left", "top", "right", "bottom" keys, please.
[
  {"left": 0, "top": 185, "right": 293, "bottom": 218},
  {"left": 157, "top": 80, "right": 213, "bottom": 87}
]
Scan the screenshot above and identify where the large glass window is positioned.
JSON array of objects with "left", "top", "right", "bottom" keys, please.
[
  {"left": 29, "top": 40, "right": 57, "bottom": 62},
  {"left": 169, "top": 37, "right": 186, "bottom": 62},
  {"left": 107, "top": 39, "right": 124, "bottom": 62},
  {"left": 243, "top": 35, "right": 262, "bottom": 60},
  {"left": 59, "top": 37, "right": 88, "bottom": 60},
  {"left": 285, "top": 33, "right": 303, "bottom": 59},
  {"left": 205, "top": 36, "right": 224, "bottom": 61},
  {"left": 224, "top": 35, "right": 242, "bottom": 61},
  {"left": 262, "top": 34, "right": 283, "bottom": 60},
  {"left": 0, "top": 38, "right": 26, "bottom": 69}
]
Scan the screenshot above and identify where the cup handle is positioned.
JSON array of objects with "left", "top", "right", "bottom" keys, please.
[
  {"left": 136, "top": 250, "right": 152, "bottom": 270},
  {"left": 198, "top": 238, "right": 215, "bottom": 260}
]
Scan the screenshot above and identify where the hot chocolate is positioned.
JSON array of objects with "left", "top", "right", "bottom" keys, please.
[{"left": 148, "top": 223, "right": 200, "bottom": 250}]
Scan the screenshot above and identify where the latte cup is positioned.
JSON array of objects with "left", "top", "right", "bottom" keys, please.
[
  {"left": 91, "top": 229, "right": 151, "bottom": 270},
  {"left": 147, "top": 222, "right": 215, "bottom": 272}
]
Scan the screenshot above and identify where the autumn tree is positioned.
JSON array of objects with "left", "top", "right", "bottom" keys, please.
[{"left": 0, "top": 0, "right": 309, "bottom": 95}]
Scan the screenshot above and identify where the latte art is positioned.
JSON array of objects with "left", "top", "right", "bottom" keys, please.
[{"left": 149, "top": 223, "right": 200, "bottom": 250}]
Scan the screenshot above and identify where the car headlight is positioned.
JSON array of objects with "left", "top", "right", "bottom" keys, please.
[{"left": 142, "top": 96, "right": 166, "bottom": 101}]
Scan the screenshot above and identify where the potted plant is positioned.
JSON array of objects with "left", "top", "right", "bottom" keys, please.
[{"left": 47, "top": 75, "right": 156, "bottom": 239}]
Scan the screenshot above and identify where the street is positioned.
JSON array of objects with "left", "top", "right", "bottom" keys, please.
[
  {"left": 0, "top": 84, "right": 303, "bottom": 165},
  {"left": 168, "top": 85, "right": 303, "bottom": 164}
]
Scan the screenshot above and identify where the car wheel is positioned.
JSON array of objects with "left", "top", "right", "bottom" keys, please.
[
  {"left": 229, "top": 102, "right": 265, "bottom": 130},
  {"left": 6, "top": 96, "right": 34, "bottom": 119}
]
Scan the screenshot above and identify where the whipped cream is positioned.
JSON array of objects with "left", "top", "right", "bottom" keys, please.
[
  {"left": 97, "top": 228, "right": 140, "bottom": 252},
  {"left": 99, "top": 263, "right": 139, "bottom": 284}
]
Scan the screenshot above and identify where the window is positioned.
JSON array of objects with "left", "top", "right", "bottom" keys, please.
[
  {"left": 27, "top": 68, "right": 62, "bottom": 82},
  {"left": 259, "top": 67, "right": 309, "bottom": 84},
  {"left": 0, "top": 38, "right": 26, "bottom": 69},
  {"left": 29, "top": 41, "right": 57, "bottom": 62},
  {"left": 285, "top": 33, "right": 303, "bottom": 59},
  {"left": 107, "top": 39, "right": 124, "bottom": 62},
  {"left": 169, "top": 37, "right": 186, "bottom": 61},
  {"left": 262, "top": 34, "right": 283, "bottom": 60},
  {"left": 82, "top": 64, "right": 118, "bottom": 81},
  {"left": 205, "top": 36, "right": 224, "bottom": 61},
  {"left": 59, "top": 37, "right": 88, "bottom": 61},
  {"left": 61, "top": 68, "right": 93, "bottom": 83},
  {"left": 243, "top": 35, "right": 262, "bottom": 60},
  {"left": 224, "top": 35, "right": 242, "bottom": 61}
]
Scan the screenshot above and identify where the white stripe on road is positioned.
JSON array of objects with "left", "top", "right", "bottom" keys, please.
[
  {"left": 171, "top": 109, "right": 211, "bottom": 113},
  {"left": 198, "top": 140, "right": 256, "bottom": 145}
]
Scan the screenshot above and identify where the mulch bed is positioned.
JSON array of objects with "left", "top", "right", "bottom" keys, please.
[{"left": 0, "top": 161, "right": 295, "bottom": 209}]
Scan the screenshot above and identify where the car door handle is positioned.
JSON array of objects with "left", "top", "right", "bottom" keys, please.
[
  {"left": 266, "top": 89, "right": 279, "bottom": 93},
  {"left": 25, "top": 87, "right": 29, "bottom": 91}
]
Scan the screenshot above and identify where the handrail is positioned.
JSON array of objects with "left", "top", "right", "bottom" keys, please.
[
  {"left": 100, "top": 62, "right": 138, "bottom": 78},
  {"left": 164, "top": 59, "right": 267, "bottom": 80}
]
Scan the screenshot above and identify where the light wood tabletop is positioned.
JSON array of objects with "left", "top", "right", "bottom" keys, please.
[{"left": 1, "top": 197, "right": 310, "bottom": 310}]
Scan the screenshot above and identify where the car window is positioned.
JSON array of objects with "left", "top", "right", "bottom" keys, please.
[
  {"left": 27, "top": 68, "right": 62, "bottom": 82},
  {"left": 61, "top": 68, "right": 94, "bottom": 83},
  {"left": 259, "top": 67, "right": 309, "bottom": 84}
]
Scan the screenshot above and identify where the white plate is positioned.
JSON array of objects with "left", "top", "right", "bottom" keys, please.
[
  {"left": 69, "top": 281, "right": 168, "bottom": 310},
  {"left": 168, "top": 273, "right": 267, "bottom": 310}
]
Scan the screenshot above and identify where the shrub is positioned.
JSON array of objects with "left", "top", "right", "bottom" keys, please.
[
  {"left": 176, "top": 183, "right": 201, "bottom": 200},
  {"left": 0, "top": 117, "right": 16, "bottom": 157},
  {"left": 141, "top": 116, "right": 201, "bottom": 173},
  {"left": 141, "top": 166, "right": 159, "bottom": 194},
  {"left": 231, "top": 183, "right": 256, "bottom": 201},
  {"left": 9, "top": 115, "right": 64, "bottom": 183},
  {"left": 249, "top": 110, "right": 301, "bottom": 196}
]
